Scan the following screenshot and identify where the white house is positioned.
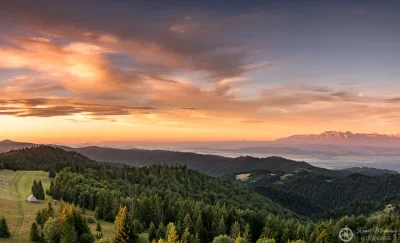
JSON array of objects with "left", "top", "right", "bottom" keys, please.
[{"left": 27, "top": 194, "right": 38, "bottom": 203}]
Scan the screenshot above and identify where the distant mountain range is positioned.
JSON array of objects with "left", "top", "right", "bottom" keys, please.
[
  {"left": 276, "top": 131, "right": 400, "bottom": 147},
  {"left": 0, "top": 139, "right": 398, "bottom": 177},
  {"left": 0, "top": 139, "right": 35, "bottom": 152}
]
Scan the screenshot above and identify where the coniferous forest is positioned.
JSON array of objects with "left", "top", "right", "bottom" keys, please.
[{"left": 1, "top": 146, "right": 400, "bottom": 242}]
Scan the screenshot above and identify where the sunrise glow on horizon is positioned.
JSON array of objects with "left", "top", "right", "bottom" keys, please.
[{"left": 1, "top": 1, "right": 400, "bottom": 144}]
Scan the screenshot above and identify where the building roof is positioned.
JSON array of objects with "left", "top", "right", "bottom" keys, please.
[{"left": 27, "top": 194, "right": 38, "bottom": 202}]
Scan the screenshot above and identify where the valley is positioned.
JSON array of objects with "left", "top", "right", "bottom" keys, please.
[{"left": 1, "top": 145, "right": 400, "bottom": 242}]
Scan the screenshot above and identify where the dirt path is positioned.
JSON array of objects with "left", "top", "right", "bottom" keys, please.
[{"left": 11, "top": 172, "right": 24, "bottom": 243}]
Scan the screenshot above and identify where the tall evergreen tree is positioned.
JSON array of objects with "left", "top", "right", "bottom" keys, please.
[
  {"left": 30, "top": 222, "right": 41, "bottom": 242},
  {"left": 230, "top": 221, "right": 241, "bottom": 239},
  {"left": 183, "top": 213, "right": 192, "bottom": 231},
  {"left": 32, "top": 180, "right": 38, "bottom": 198},
  {"left": 167, "top": 224, "right": 178, "bottom": 243},
  {"left": 156, "top": 223, "right": 166, "bottom": 240},
  {"left": 148, "top": 222, "right": 157, "bottom": 241},
  {"left": 243, "top": 223, "right": 251, "bottom": 242},
  {"left": 37, "top": 180, "right": 45, "bottom": 200},
  {"left": 0, "top": 217, "right": 10, "bottom": 238},
  {"left": 60, "top": 215, "right": 78, "bottom": 243},
  {"left": 113, "top": 206, "right": 137, "bottom": 243},
  {"left": 181, "top": 228, "right": 190, "bottom": 243},
  {"left": 218, "top": 216, "right": 227, "bottom": 236},
  {"left": 46, "top": 201, "right": 54, "bottom": 218},
  {"left": 195, "top": 213, "right": 206, "bottom": 243}
]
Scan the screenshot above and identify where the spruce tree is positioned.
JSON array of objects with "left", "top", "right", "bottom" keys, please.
[
  {"left": 37, "top": 180, "right": 45, "bottom": 200},
  {"left": 46, "top": 201, "right": 54, "bottom": 218},
  {"left": 30, "top": 222, "right": 41, "bottom": 242},
  {"left": 195, "top": 213, "right": 205, "bottom": 243},
  {"left": 230, "top": 221, "right": 241, "bottom": 239},
  {"left": 167, "top": 224, "right": 178, "bottom": 243},
  {"left": 183, "top": 213, "right": 192, "bottom": 231},
  {"left": 181, "top": 228, "right": 190, "bottom": 243},
  {"left": 60, "top": 214, "right": 78, "bottom": 243},
  {"left": 32, "top": 180, "right": 38, "bottom": 198},
  {"left": 193, "top": 233, "right": 200, "bottom": 243},
  {"left": 0, "top": 217, "right": 10, "bottom": 238},
  {"left": 156, "top": 222, "right": 166, "bottom": 240},
  {"left": 148, "top": 222, "right": 156, "bottom": 241},
  {"left": 261, "top": 217, "right": 271, "bottom": 239},
  {"left": 217, "top": 216, "right": 227, "bottom": 236},
  {"left": 243, "top": 223, "right": 251, "bottom": 242},
  {"left": 113, "top": 206, "right": 137, "bottom": 243}
]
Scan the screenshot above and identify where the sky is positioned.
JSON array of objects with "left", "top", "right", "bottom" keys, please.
[{"left": 0, "top": 0, "right": 399, "bottom": 143}]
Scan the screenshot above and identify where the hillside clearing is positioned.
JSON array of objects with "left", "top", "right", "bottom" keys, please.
[{"left": 0, "top": 170, "right": 119, "bottom": 242}]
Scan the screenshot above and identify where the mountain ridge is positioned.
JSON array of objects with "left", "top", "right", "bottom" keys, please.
[{"left": 276, "top": 131, "right": 400, "bottom": 147}]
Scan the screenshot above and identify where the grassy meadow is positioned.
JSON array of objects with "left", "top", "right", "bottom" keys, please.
[{"left": 0, "top": 170, "right": 117, "bottom": 243}]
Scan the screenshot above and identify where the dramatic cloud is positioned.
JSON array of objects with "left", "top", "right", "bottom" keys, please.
[{"left": 0, "top": 1, "right": 399, "bottom": 141}]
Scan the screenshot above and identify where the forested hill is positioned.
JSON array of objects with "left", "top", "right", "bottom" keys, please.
[
  {"left": 67, "top": 146, "right": 340, "bottom": 177},
  {"left": 227, "top": 169, "right": 400, "bottom": 219},
  {"left": 0, "top": 145, "right": 97, "bottom": 170}
]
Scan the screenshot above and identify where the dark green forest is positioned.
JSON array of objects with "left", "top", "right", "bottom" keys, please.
[{"left": 2, "top": 146, "right": 400, "bottom": 242}]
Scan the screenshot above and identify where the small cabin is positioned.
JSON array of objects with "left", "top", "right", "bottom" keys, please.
[{"left": 27, "top": 194, "right": 38, "bottom": 203}]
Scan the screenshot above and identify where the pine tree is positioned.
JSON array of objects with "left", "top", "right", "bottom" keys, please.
[
  {"left": 96, "top": 222, "right": 102, "bottom": 232},
  {"left": 30, "top": 222, "right": 41, "bottom": 242},
  {"left": 46, "top": 201, "right": 54, "bottom": 218},
  {"left": 71, "top": 205, "right": 91, "bottom": 237},
  {"left": 0, "top": 217, "right": 10, "bottom": 238},
  {"left": 195, "top": 213, "right": 205, "bottom": 243},
  {"left": 38, "top": 180, "right": 45, "bottom": 200},
  {"left": 113, "top": 206, "right": 137, "bottom": 243},
  {"left": 243, "top": 223, "right": 251, "bottom": 242},
  {"left": 32, "top": 180, "right": 38, "bottom": 198},
  {"left": 230, "top": 221, "right": 241, "bottom": 239},
  {"left": 217, "top": 216, "right": 227, "bottom": 236},
  {"left": 181, "top": 228, "right": 190, "bottom": 243},
  {"left": 183, "top": 213, "right": 192, "bottom": 231},
  {"left": 156, "top": 222, "right": 166, "bottom": 240},
  {"left": 148, "top": 222, "right": 157, "bottom": 241},
  {"left": 60, "top": 215, "right": 78, "bottom": 243},
  {"left": 193, "top": 233, "right": 200, "bottom": 243},
  {"left": 49, "top": 168, "right": 57, "bottom": 178},
  {"left": 261, "top": 217, "right": 271, "bottom": 239},
  {"left": 167, "top": 224, "right": 178, "bottom": 243}
]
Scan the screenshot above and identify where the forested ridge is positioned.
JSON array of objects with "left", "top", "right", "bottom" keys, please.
[
  {"left": 227, "top": 169, "right": 400, "bottom": 219},
  {"left": 0, "top": 145, "right": 97, "bottom": 170}
]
